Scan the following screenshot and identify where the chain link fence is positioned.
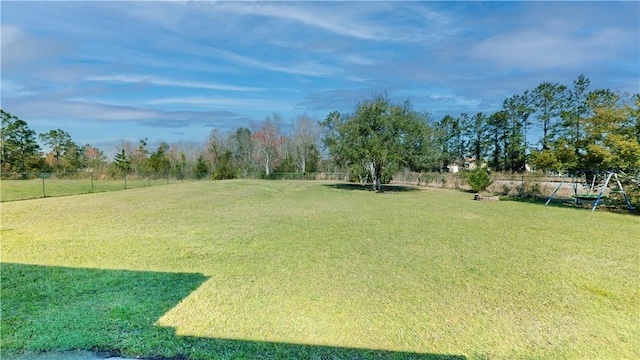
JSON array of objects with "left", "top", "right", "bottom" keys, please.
[
  {"left": 0, "top": 171, "right": 181, "bottom": 202},
  {"left": 393, "top": 170, "right": 639, "bottom": 211},
  {"left": 4, "top": 170, "right": 636, "bottom": 211},
  {"left": 0, "top": 171, "right": 348, "bottom": 202},
  {"left": 393, "top": 170, "right": 597, "bottom": 197}
]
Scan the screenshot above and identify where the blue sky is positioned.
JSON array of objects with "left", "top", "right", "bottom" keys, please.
[{"left": 2, "top": 1, "right": 639, "bottom": 154}]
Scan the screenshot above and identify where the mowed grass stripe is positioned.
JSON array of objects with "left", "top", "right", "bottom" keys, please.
[{"left": 1, "top": 180, "right": 638, "bottom": 359}]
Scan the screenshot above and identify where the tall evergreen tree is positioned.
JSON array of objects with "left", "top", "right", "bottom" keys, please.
[
  {"left": 485, "top": 111, "right": 509, "bottom": 171},
  {"left": 38, "top": 129, "right": 84, "bottom": 173},
  {"left": 467, "top": 112, "right": 486, "bottom": 164},
  {"left": 560, "top": 74, "right": 591, "bottom": 164},
  {"left": 193, "top": 155, "right": 209, "bottom": 179},
  {"left": 130, "top": 138, "right": 150, "bottom": 175},
  {"left": 503, "top": 92, "right": 532, "bottom": 171},
  {"left": 149, "top": 142, "right": 171, "bottom": 175},
  {"left": 1, "top": 111, "right": 41, "bottom": 173},
  {"left": 531, "top": 82, "right": 568, "bottom": 150},
  {"left": 114, "top": 149, "right": 131, "bottom": 174},
  {"left": 434, "top": 115, "right": 457, "bottom": 170}
]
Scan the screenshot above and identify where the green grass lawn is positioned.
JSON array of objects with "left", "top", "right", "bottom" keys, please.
[
  {"left": 0, "top": 177, "right": 175, "bottom": 202},
  {"left": 1, "top": 180, "right": 638, "bottom": 359}
]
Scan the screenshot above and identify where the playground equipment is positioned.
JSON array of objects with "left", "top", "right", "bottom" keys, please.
[{"left": 546, "top": 170, "right": 635, "bottom": 213}]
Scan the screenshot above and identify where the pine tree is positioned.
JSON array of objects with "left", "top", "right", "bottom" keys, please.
[{"left": 114, "top": 149, "right": 131, "bottom": 174}]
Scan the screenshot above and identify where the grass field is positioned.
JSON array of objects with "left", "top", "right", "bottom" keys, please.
[{"left": 1, "top": 180, "right": 638, "bottom": 359}]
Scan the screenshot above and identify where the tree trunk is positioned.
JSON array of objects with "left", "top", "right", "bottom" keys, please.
[{"left": 372, "top": 162, "right": 382, "bottom": 192}]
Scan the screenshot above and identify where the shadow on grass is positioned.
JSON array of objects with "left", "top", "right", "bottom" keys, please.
[
  {"left": 1, "top": 263, "right": 465, "bottom": 360},
  {"left": 324, "top": 182, "right": 421, "bottom": 193},
  {"left": 504, "top": 196, "right": 638, "bottom": 216}
]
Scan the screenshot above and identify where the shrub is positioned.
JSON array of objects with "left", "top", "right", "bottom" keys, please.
[
  {"left": 516, "top": 180, "right": 543, "bottom": 199},
  {"left": 193, "top": 156, "right": 209, "bottom": 180},
  {"left": 212, "top": 151, "right": 236, "bottom": 180},
  {"left": 529, "top": 183, "right": 542, "bottom": 197},
  {"left": 466, "top": 168, "right": 492, "bottom": 193},
  {"left": 440, "top": 176, "right": 448, "bottom": 188}
]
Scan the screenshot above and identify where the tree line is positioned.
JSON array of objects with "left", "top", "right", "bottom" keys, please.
[
  {"left": 0, "top": 110, "right": 325, "bottom": 180},
  {"left": 435, "top": 75, "right": 639, "bottom": 174},
  {"left": 1, "top": 75, "right": 639, "bottom": 183}
]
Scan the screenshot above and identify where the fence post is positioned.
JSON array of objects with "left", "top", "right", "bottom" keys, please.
[
  {"left": 124, "top": 174, "right": 127, "bottom": 189},
  {"left": 41, "top": 174, "right": 46, "bottom": 198},
  {"left": 91, "top": 172, "right": 94, "bottom": 192}
]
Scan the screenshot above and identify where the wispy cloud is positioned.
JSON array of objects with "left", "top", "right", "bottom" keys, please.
[
  {"left": 86, "top": 74, "right": 262, "bottom": 92},
  {"left": 469, "top": 28, "right": 629, "bottom": 71},
  {"left": 0, "top": 79, "right": 37, "bottom": 97},
  {"left": 0, "top": 24, "right": 68, "bottom": 71},
  {"left": 1, "top": 1, "right": 637, "bottom": 147},
  {"left": 146, "top": 96, "right": 298, "bottom": 113},
  {"left": 461, "top": 1, "right": 639, "bottom": 74},
  {"left": 298, "top": 88, "right": 382, "bottom": 112},
  {"left": 206, "top": 47, "right": 336, "bottom": 77},
  {"left": 206, "top": 2, "right": 387, "bottom": 41},
  {"left": 200, "top": 1, "right": 457, "bottom": 45},
  {"left": 4, "top": 99, "right": 242, "bottom": 125}
]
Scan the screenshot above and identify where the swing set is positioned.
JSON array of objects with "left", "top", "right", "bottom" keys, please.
[{"left": 545, "top": 170, "right": 636, "bottom": 213}]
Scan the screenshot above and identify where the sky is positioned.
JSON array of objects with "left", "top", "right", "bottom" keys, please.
[{"left": 1, "top": 1, "right": 639, "bottom": 155}]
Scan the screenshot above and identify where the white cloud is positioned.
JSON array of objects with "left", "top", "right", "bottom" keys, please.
[
  {"left": 197, "top": 1, "right": 455, "bottom": 45},
  {"left": 423, "top": 94, "right": 483, "bottom": 112},
  {"left": 463, "top": 2, "right": 638, "bottom": 73},
  {"left": 206, "top": 2, "right": 385, "bottom": 41},
  {"left": 0, "top": 24, "right": 67, "bottom": 70},
  {"left": 1, "top": 24, "right": 24, "bottom": 48},
  {"left": 146, "top": 96, "right": 296, "bottom": 113},
  {"left": 43, "top": 101, "right": 158, "bottom": 121},
  {"left": 343, "top": 55, "right": 378, "bottom": 66},
  {"left": 5, "top": 98, "right": 244, "bottom": 125},
  {"left": 206, "top": 47, "right": 336, "bottom": 77},
  {"left": 469, "top": 28, "right": 627, "bottom": 70},
  {"left": 0, "top": 79, "right": 37, "bottom": 97},
  {"left": 85, "top": 74, "right": 263, "bottom": 92},
  {"left": 2, "top": 1, "right": 637, "bottom": 146}
]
